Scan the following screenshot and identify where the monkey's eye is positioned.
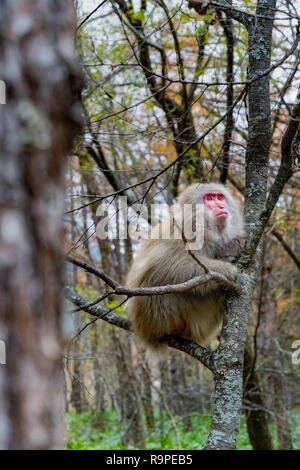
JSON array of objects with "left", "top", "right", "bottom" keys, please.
[
  {"left": 207, "top": 196, "right": 213, "bottom": 201},
  {"left": 217, "top": 194, "right": 224, "bottom": 200}
]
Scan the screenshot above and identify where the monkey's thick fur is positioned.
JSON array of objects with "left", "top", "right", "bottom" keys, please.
[{"left": 126, "top": 183, "right": 244, "bottom": 354}]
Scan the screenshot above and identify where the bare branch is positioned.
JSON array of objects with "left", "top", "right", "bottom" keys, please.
[
  {"left": 66, "top": 255, "right": 120, "bottom": 289},
  {"left": 64, "top": 286, "right": 214, "bottom": 370},
  {"left": 188, "top": 0, "right": 253, "bottom": 27},
  {"left": 271, "top": 229, "right": 300, "bottom": 270},
  {"left": 240, "top": 85, "right": 300, "bottom": 267},
  {"left": 67, "top": 85, "right": 247, "bottom": 215},
  {"left": 66, "top": 255, "right": 239, "bottom": 294},
  {"left": 77, "top": 0, "right": 108, "bottom": 30},
  {"left": 227, "top": 174, "right": 300, "bottom": 270}
]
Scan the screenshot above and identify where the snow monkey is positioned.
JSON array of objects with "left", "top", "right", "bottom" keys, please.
[{"left": 126, "top": 183, "right": 245, "bottom": 354}]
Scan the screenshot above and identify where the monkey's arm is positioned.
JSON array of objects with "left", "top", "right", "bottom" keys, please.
[
  {"left": 192, "top": 256, "right": 237, "bottom": 280},
  {"left": 127, "top": 241, "right": 238, "bottom": 296},
  {"left": 187, "top": 256, "right": 238, "bottom": 296},
  {"left": 215, "top": 238, "right": 245, "bottom": 264},
  {"left": 161, "top": 247, "right": 238, "bottom": 297}
]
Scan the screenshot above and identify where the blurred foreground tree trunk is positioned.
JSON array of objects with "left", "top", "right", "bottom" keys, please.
[{"left": 0, "top": 0, "right": 82, "bottom": 449}]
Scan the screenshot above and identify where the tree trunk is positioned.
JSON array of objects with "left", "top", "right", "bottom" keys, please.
[
  {"left": 243, "top": 341, "right": 273, "bottom": 450},
  {"left": 272, "top": 366, "right": 293, "bottom": 450},
  {"left": 0, "top": 0, "right": 82, "bottom": 449},
  {"left": 170, "top": 351, "right": 193, "bottom": 431},
  {"left": 70, "top": 341, "right": 87, "bottom": 414},
  {"left": 111, "top": 330, "right": 146, "bottom": 449},
  {"left": 92, "top": 325, "right": 105, "bottom": 412},
  {"left": 140, "top": 355, "right": 155, "bottom": 433},
  {"left": 204, "top": 0, "right": 277, "bottom": 449},
  {"left": 259, "top": 250, "right": 293, "bottom": 449}
]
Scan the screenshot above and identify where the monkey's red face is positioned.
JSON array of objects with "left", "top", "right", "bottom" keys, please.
[{"left": 203, "top": 192, "right": 228, "bottom": 219}]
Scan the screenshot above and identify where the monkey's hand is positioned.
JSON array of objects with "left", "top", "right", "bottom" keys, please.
[
  {"left": 190, "top": 257, "right": 238, "bottom": 295},
  {"left": 221, "top": 262, "right": 238, "bottom": 282},
  {"left": 207, "top": 259, "right": 238, "bottom": 281},
  {"left": 201, "top": 257, "right": 238, "bottom": 280}
]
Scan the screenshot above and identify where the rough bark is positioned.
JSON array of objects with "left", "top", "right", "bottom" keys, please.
[
  {"left": 0, "top": 0, "right": 83, "bottom": 449},
  {"left": 203, "top": 275, "right": 251, "bottom": 449},
  {"left": 244, "top": 2, "right": 276, "bottom": 227}
]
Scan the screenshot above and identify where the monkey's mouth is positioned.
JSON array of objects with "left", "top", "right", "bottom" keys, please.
[{"left": 216, "top": 211, "right": 228, "bottom": 219}]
